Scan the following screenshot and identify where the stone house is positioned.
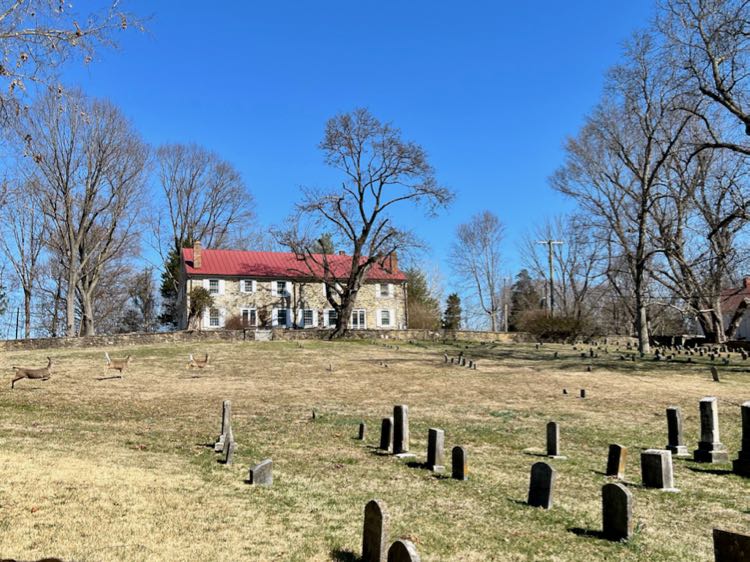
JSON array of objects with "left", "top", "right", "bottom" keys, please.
[
  {"left": 177, "top": 242, "right": 408, "bottom": 331},
  {"left": 719, "top": 277, "right": 750, "bottom": 340}
]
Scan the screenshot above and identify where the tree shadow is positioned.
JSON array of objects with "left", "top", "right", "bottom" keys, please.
[
  {"left": 95, "top": 375, "right": 123, "bottom": 381},
  {"left": 686, "top": 466, "right": 733, "bottom": 476},
  {"left": 330, "top": 549, "right": 359, "bottom": 562},
  {"left": 507, "top": 498, "right": 529, "bottom": 507},
  {"left": 568, "top": 527, "right": 606, "bottom": 540}
]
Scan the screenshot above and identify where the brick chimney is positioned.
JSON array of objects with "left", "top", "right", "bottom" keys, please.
[
  {"left": 193, "top": 241, "right": 202, "bottom": 269},
  {"left": 387, "top": 252, "right": 398, "bottom": 272}
]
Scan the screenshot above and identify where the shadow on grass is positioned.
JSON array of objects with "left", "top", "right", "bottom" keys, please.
[
  {"left": 569, "top": 527, "right": 606, "bottom": 540},
  {"left": 330, "top": 549, "right": 359, "bottom": 562},
  {"left": 95, "top": 375, "right": 122, "bottom": 381},
  {"left": 686, "top": 465, "right": 733, "bottom": 476},
  {"left": 523, "top": 451, "right": 549, "bottom": 458}
]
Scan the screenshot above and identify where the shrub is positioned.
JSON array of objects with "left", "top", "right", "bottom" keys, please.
[
  {"left": 188, "top": 286, "right": 214, "bottom": 329},
  {"left": 224, "top": 314, "right": 246, "bottom": 330},
  {"left": 517, "top": 310, "right": 598, "bottom": 343}
]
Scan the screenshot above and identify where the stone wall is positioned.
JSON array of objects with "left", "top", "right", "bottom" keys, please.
[{"left": 0, "top": 328, "right": 525, "bottom": 351}]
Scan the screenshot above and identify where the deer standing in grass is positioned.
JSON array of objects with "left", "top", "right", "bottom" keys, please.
[
  {"left": 11, "top": 357, "right": 53, "bottom": 389},
  {"left": 104, "top": 352, "right": 132, "bottom": 376},
  {"left": 187, "top": 353, "right": 210, "bottom": 369}
]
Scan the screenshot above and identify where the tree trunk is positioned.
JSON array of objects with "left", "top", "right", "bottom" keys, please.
[
  {"left": 23, "top": 288, "right": 32, "bottom": 339},
  {"left": 81, "top": 290, "right": 95, "bottom": 336},
  {"left": 331, "top": 290, "right": 357, "bottom": 339},
  {"left": 65, "top": 267, "right": 77, "bottom": 337},
  {"left": 635, "top": 295, "right": 650, "bottom": 354}
]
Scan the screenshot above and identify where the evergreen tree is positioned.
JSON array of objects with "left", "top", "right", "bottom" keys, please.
[
  {"left": 443, "top": 293, "right": 462, "bottom": 330},
  {"left": 405, "top": 267, "right": 441, "bottom": 329},
  {"left": 159, "top": 244, "right": 188, "bottom": 327},
  {"left": 508, "top": 269, "right": 542, "bottom": 331}
]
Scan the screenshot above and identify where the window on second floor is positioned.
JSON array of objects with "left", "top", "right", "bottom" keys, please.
[
  {"left": 241, "top": 279, "right": 254, "bottom": 293},
  {"left": 380, "top": 283, "right": 390, "bottom": 297},
  {"left": 208, "top": 279, "right": 220, "bottom": 294},
  {"left": 276, "top": 281, "right": 289, "bottom": 296}
]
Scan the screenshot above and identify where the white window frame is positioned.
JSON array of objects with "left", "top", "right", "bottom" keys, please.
[
  {"left": 351, "top": 309, "right": 366, "bottom": 329},
  {"left": 208, "top": 279, "right": 221, "bottom": 295},
  {"left": 376, "top": 283, "right": 393, "bottom": 298},
  {"left": 301, "top": 308, "right": 316, "bottom": 328},
  {"left": 241, "top": 279, "right": 256, "bottom": 293},
  {"left": 209, "top": 307, "right": 221, "bottom": 328},
  {"left": 273, "top": 280, "right": 290, "bottom": 297},
  {"left": 241, "top": 308, "right": 257, "bottom": 327},
  {"left": 273, "top": 308, "right": 291, "bottom": 327},
  {"left": 324, "top": 309, "right": 338, "bottom": 328},
  {"left": 379, "top": 309, "right": 392, "bottom": 328}
]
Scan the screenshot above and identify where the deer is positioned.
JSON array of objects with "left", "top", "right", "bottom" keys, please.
[
  {"left": 187, "top": 353, "right": 210, "bottom": 369},
  {"left": 104, "top": 352, "right": 132, "bottom": 376},
  {"left": 12, "top": 357, "right": 53, "bottom": 389}
]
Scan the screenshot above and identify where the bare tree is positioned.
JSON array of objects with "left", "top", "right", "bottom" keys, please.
[
  {"left": 521, "top": 214, "right": 605, "bottom": 321},
  {"left": 552, "top": 33, "right": 695, "bottom": 353},
  {"left": 276, "top": 108, "right": 452, "bottom": 338},
  {"left": 0, "top": 176, "right": 47, "bottom": 337},
  {"left": 0, "top": 1, "right": 140, "bottom": 120},
  {"left": 450, "top": 211, "right": 504, "bottom": 331},
  {"left": 652, "top": 120, "right": 750, "bottom": 341},
  {"left": 659, "top": 0, "right": 750, "bottom": 155},
  {"left": 19, "top": 88, "right": 148, "bottom": 336}
]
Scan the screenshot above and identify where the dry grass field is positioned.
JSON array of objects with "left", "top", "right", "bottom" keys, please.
[{"left": 1, "top": 339, "right": 749, "bottom": 561}]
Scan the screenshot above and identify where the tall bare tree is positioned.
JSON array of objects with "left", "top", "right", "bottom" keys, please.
[
  {"left": 276, "top": 108, "right": 452, "bottom": 338},
  {"left": 19, "top": 88, "right": 148, "bottom": 336},
  {"left": 651, "top": 119, "right": 750, "bottom": 341},
  {"left": 450, "top": 211, "right": 504, "bottom": 331},
  {"left": 521, "top": 214, "right": 605, "bottom": 321},
  {"left": 552, "top": 33, "right": 695, "bottom": 353},
  {"left": 659, "top": 0, "right": 750, "bottom": 155},
  {"left": 0, "top": 1, "right": 140, "bottom": 120},
  {"left": 0, "top": 176, "right": 47, "bottom": 337}
]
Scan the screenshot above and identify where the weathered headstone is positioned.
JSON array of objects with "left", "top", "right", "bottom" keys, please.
[
  {"left": 393, "top": 405, "right": 411, "bottom": 456},
  {"left": 527, "top": 462, "right": 556, "bottom": 509},
  {"left": 666, "top": 406, "right": 689, "bottom": 457},
  {"left": 694, "top": 396, "right": 729, "bottom": 463},
  {"left": 546, "top": 421, "right": 565, "bottom": 459},
  {"left": 602, "top": 482, "right": 633, "bottom": 541},
  {"left": 379, "top": 417, "right": 394, "bottom": 452},
  {"left": 732, "top": 401, "right": 750, "bottom": 476},
  {"left": 713, "top": 528, "right": 750, "bottom": 561},
  {"left": 452, "top": 446, "right": 468, "bottom": 480},
  {"left": 223, "top": 438, "right": 236, "bottom": 464},
  {"left": 358, "top": 422, "right": 367, "bottom": 441},
  {"left": 362, "top": 499, "right": 389, "bottom": 562},
  {"left": 711, "top": 366, "right": 721, "bottom": 382},
  {"left": 387, "top": 539, "right": 421, "bottom": 562},
  {"left": 640, "top": 449, "right": 677, "bottom": 491},
  {"left": 248, "top": 458, "right": 272, "bottom": 486},
  {"left": 580, "top": 389, "right": 586, "bottom": 398},
  {"left": 214, "top": 399, "right": 231, "bottom": 452},
  {"left": 426, "top": 428, "right": 445, "bottom": 472},
  {"left": 606, "top": 444, "right": 627, "bottom": 479}
]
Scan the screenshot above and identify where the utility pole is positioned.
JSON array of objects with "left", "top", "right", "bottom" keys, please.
[
  {"left": 537, "top": 240, "right": 564, "bottom": 316},
  {"left": 14, "top": 307, "right": 19, "bottom": 340}
]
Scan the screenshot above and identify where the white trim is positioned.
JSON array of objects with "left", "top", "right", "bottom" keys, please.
[
  {"left": 375, "top": 283, "right": 381, "bottom": 298},
  {"left": 241, "top": 279, "right": 256, "bottom": 293},
  {"left": 241, "top": 307, "right": 257, "bottom": 327},
  {"left": 351, "top": 309, "right": 366, "bottom": 329},
  {"left": 271, "top": 307, "right": 278, "bottom": 327}
]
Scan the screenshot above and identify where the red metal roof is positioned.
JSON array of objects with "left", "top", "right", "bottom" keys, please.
[
  {"left": 721, "top": 278, "right": 750, "bottom": 312},
  {"left": 182, "top": 248, "right": 407, "bottom": 281}
]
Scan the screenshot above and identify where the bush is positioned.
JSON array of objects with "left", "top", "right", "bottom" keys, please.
[
  {"left": 517, "top": 310, "right": 598, "bottom": 343},
  {"left": 188, "top": 286, "right": 214, "bottom": 329},
  {"left": 224, "top": 314, "right": 246, "bottom": 330}
]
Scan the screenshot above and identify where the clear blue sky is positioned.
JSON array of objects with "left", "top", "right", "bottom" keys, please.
[{"left": 67, "top": 0, "right": 654, "bottom": 290}]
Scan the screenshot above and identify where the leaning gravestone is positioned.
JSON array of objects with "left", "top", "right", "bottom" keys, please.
[
  {"left": 426, "top": 428, "right": 446, "bottom": 473},
  {"left": 393, "top": 405, "right": 412, "bottom": 457},
  {"left": 362, "top": 499, "right": 389, "bottom": 562},
  {"left": 641, "top": 449, "right": 677, "bottom": 491},
  {"left": 528, "top": 462, "right": 556, "bottom": 509},
  {"left": 666, "top": 406, "right": 689, "bottom": 457},
  {"left": 223, "top": 436, "right": 236, "bottom": 465},
  {"left": 387, "top": 539, "right": 421, "bottom": 562},
  {"left": 732, "top": 401, "right": 750, "bottom": 477},
  {"left": 214, "top": 400, "right": 231, "bottom": 452},
  {"left": 606, "top": 444, "right": 627, "bottom": 479},
  {"left": 248, "top": 459, "right": 273, "bottom": 486},
  {"left": 602, "top": 482, "right": 633, "bottom": 541},
  {"left": 711, "top": 366, "right": 721, "bottom": 382},
  {"left": 452, "top": 446, "right": 468, "bottom": 480},
  {"left": 694, "top": 397, "right": 729, "bottom": 463},
  {"left": 713, "top": 528, "right": 750, "bottom": 562},
  {"left": 380, "top": 417, "right": 394, "bottom": 452}
]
